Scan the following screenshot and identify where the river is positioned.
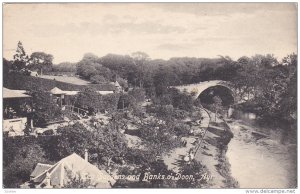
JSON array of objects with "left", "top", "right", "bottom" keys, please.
[{"left": 227, "top": 119, "right": 297, "bottom": 188}]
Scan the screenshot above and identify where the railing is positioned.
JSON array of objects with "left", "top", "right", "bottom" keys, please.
[
  {"left": 194, "top": 108, "right": 211, "bottom": 155},
  {"left": 64, "top": 105, "right": 88, "bottom": 114}
]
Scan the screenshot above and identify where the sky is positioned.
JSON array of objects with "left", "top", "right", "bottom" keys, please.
[{"left": 3, "top": 3, "right": 297, "bottom": 64}]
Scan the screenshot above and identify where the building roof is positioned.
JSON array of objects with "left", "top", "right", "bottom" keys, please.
[
  {"left": 97, "top": 91, "right": 114, "bottom": 95},
  {"left": 63, "top": 91, "right": 79, "bottom": 95},
  {"left": 31, "top": 153, "right": 115, "bottom": 188},
  {"left": 3, "top": 87, "right": 31, "bottom": 99},
  {"left": 115, "top": 81, "right": 121, "bottom": 88},
  {"left": 50, "top": 87, "right": 115, "bottom": 96}
]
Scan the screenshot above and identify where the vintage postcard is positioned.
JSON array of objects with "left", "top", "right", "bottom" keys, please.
[{"left": 2, "top": 2, "right": 297, "bottom": 192}]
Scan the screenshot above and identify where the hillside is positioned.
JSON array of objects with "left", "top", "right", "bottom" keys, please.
[
  {"left": 39, "top": 75, "right": 91, "bottom": 85},
  {"left": 4, "top": 72, "right": 116, "bottom": 91}
]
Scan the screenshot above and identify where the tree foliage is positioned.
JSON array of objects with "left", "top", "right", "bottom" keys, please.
[
  {"left": 29, "top": 87, "right": 62, "bottom": 126},
  {"left": 139, "top": 118, "right": 180, "bottom": 156},
  {"left": 56, "top": 123, "right": 93, "bottom": 158},
  {"left": 29, "top": 52, "right": 54, "bottom": 74},
  {"left": 3, "top": 141, "right": 48, "bottom": 188},
  {"left": 12, "top": 41, "right": 30, "bottom": 72}
]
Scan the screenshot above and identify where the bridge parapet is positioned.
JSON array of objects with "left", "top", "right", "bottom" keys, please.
[{"left": 171, "top": 80, "right": 235, "bottom": 102}]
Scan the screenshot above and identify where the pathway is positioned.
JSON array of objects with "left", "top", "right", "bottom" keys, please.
[
  {"left": 195, "top": 111, "right": 232, "bottom": 188},
  {"left": 162, "top": 108, "right": 210, "bottom": 173}
]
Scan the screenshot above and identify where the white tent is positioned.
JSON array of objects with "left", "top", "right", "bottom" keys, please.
[{"left": 31, "top": 153, "right": 116, "bottom": 188}]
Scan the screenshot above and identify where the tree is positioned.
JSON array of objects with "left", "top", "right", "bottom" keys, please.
[
  {"left": 117, "top": 94, "right": 136, "bottom": 110},
  {"left": 116, "top": 76, "right": 128, "bottom": 89},
  {"left": 75, "top": 87, "right": 102, "bottom": 113},
  {"left": 153, "top": 88, "right": 194, "bottom": 112},
  {"left": 101, "top": 93, "right": 121, "bottom": 112},
  {"left": 91, "top": 122, "right": 128, "bottom": 166},
  {"left": 131, "top": 52, "right": 150, "bottom": 87},
  {"left": 139, "top": 118, "right": 180, "bottom": 156},
  {"left": 76, "top": 60, "right": 99, "bottom": 80},
  {"left": 128, "top": 88, "right": 146, "bottom": 103},
  {"left": 3, "top": 58, "right": 12, "bottom": 78},
  {"left": 153, "top": 66, "right": 171, "bottom": 96},
  {"left": 56, "top": 120, "right": 128, "bottom": 167},
  {"left": 56, "top": 123, "right": 94, "bottom": 158},
  {"left": 100, "top": 54, "right": 135, "bottom": 79},
  {"left": 12, "top": 41, "right": 30, "bottom": 71},
  {"left": 29, "top": 88, "right": 62, "bottom": 127},
  {"left": 3, "top": 142, "right": 48, "bottom": 188},
  {"left": 131, "top": 51, "right": 149, "bottom": 62},
  {"left": 255, "top": 54, "right": 297, "bottom": 129},
  {"left": 52, "top": 62, "right": 77, "bottom": 72},
  {"left": 76, "top": 54, "right": 113, "bottom": 81},
  {"left": 90, "top": 75, "right": 107, "bottom": 84},
  {"left": 279, "top": 54, "right": 297, "bottom": 122},
  {"left": 29, "top": 52, "right": 54, "bottom": 75},
  {"left": 232, "top": 54, "right": 279, "bottom": 102}
]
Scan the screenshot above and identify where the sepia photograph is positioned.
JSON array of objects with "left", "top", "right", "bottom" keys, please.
[{"left": 2, "top": 2, "right": 298, "bottom": 191}]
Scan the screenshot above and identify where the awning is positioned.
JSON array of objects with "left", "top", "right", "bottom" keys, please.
[
  {"left": 3, "top": 88, "right": 31, "bottom": 99},
  {"left": 63, "top": 91, "right": 79, "bottom": 95}
]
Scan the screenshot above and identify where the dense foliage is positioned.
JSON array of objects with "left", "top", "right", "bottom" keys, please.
[
  {"left": 3, "top": 41, "right": 297, "bottom": 188},
  {"left": 3, "top": 137, "right": 50, "bottom": 188}
]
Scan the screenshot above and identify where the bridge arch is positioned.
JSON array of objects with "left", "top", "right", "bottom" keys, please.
[
  {"left": 173, "top": 80, "right": 235, "bottom": 106},
  {"left": 197, "top": 85, "right": 234, "bottom": 106}
]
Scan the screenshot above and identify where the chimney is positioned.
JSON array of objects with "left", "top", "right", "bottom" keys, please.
[{"left": 84, "top": 149, "right": 88, "bottom": 162}]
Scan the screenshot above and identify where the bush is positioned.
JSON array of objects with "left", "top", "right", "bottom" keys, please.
[
  {"left": 128, "top": 88, "right": 146, "bottom": 103},
  {"left": 124, "top": 148, "right": 156, "bottom": 166},
  {"left": 177, "top": 160, "right": 209, "bottom": 188},
  {"left": 174, "top": 123, "right": 190, "bottom": 136}
]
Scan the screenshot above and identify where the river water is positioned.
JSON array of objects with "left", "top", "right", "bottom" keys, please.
[{"left": 227, "top": 119, "right": 297, "bottom": 188}]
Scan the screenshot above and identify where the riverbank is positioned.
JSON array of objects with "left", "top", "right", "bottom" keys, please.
[
  {"left": 227, "top": 119, "right": 297, "bottom": 188},
  {"left": 194, "top": 111, "right": 238, "bottom": 188},
  {"left": 163, "top": 108, "right": 238, "bottom": 188}
]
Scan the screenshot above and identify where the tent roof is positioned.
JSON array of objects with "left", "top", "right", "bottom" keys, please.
[
  {"left": 31, "top": 153, "right": 115, "bottom": 188},
  {"left": 50, "top": 87, "right": 65, "bottom": 95},
  {"left": 30, "top": 163, "right": 53, "bottom": 178},
  {"left": 3, "top": 88, "right": 31, "bottom": 99}
]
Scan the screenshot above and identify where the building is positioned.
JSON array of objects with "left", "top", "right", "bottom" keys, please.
[
  {"left": 3, "top": 87, "right": 33, "bottom": 136},
  {"left": 21, "top": 152, "right": 116, "bottom": 188},
  {"left": 49, "top": 87, "right": 115, "bottom": 108}
]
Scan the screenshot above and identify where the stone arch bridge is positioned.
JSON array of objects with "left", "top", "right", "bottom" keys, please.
[{"left": 172, "top": 80, "right": 235, "bottom": 106}]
